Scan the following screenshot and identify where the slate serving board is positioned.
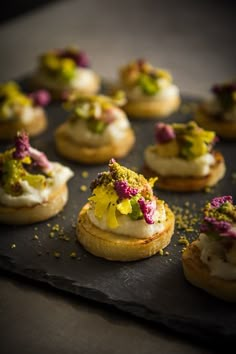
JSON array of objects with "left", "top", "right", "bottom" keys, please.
[{"left": 0, "top": 94, "right": 236, "bottom": 342}]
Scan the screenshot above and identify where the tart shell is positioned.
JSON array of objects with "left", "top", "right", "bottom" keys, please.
[
  {"left": 123, "top": 94, "right": 181, "bottom": 118},
  {"left": 0, "top": 108, "right": 47, "bottom": 140},
  {"left": 195, "top": 108, "right": 236, "bottom": 140},
  {"left": 31, "top": 73, "right": 101, "bottom": 100},
  {"left": 0, "top": 184, "right": 68, "bottom": 225},
  {"left": 182, "top": 241, "right": 236, "bottom": 302},
  {"left": 143, "top": 151, "right": 226, "bottom": 192},
  {"left": 55, "top": 123, "right": 135, "bottom": 164},
  {"left": 77, "top": 202, "right": 175, "bottom": 261}
]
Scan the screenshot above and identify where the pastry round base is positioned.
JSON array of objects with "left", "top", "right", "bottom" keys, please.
[
  {"left": 31, "top": 74, "right": 101, "bottom": 100},
  {"left": 143, "top": 151, "right": 225, "bottom": 192},
  {"left": 55, "top": 123, "right": 135, "bottom": 164},
  {"left": 77, "top": 202, "right": 175, "bottom": 261},
  {"left": 0, "top": 184, "right": 68, "bottom": 225},
  {"left": 195, "top": 109, "right": 236, "bottom": 139},
  {"left": 0, "top": 110, "right": 47, "bottom": 140},
  {"left": 182, "top": 241, "right": 236, "bottom": 302},
  {"left": 123, "top": 95, "right": 181, "bottom": 118}
]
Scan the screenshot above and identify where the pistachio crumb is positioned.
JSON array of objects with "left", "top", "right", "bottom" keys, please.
[
  {"left": 33, "top": 235, "right": 39, "bottom": 240},
  {"left": 52, "top": 224, "right": 60, "bottom": 231},
  {"left": 53, "top": 251, "right": 61, "bottom": 258},
  {"left": 178, "top": 236, "right": 189, "bottom": 247},
  {"left": 80, "top": 185, "right": 87, "bottom": 192},
  {"left": 70, "top": 251, "right": 77, "bottom": 259},
  {"left": 11, "top": 244, "right": 16, "bottom": 249},
  {"left": 82, "top": 171, "right": 89, "bottom": 178},
  {"left": 49, "top": 232, "right": 55, "bottom": 238},
  {"left": 159, "top": 249, "right": 164, "bottom": 256},
  {"left": 164, "top": 251, "right": 169, "bottom": 256}
]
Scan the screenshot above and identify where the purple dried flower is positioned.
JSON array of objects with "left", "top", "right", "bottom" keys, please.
[
  {"left": 211, "top": 82, "right": 236, "bottom": 95},
  {"left": 138, "top": 197, "right": 156, "bottom": 224},
  {"left": 201, "top": 216, "right": 236, "bottom": 239},
  {"left": 29, "top": 90, "right": 51, "bottom": 107},
  {"left": 29, "top": 147, "right": 52, "bottom": 173},
  {"left": 13, "top": 132, "right": 30, "bottom": 160},
  {"left": 155, "top": 123, "right": 176, "bottom": 143},
  {"left": 114, "top": 180, "right": 138, "bottom": 199},
  {"left": 210, "top": 196, "right": 233, "bottom": 208},
  {"left": 76, "top": 51, "right": 90, "bottom": 68},
  {"left": 59, "top": 49, "right": 90, "bottom": 68}
]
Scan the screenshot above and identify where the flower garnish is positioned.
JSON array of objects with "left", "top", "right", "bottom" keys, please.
[
  {"left": 40, "top": 47, "right": 91, "bottom": 82},
  {"left": 0, "top": 81, "right": 32, "bottom": 120},
  {"left": 64, "top": 92, "right": 126, "bottom": 134},
  {"left": 114, "top": 180, "right": 138, "bottom": 199},
  {"left": 13, "top": 131, "right": 30, "bottom": 160},
  {"left": 0, "top": 132, "right": 53, "bottom": 196},
  {"left": 155, "top": 122, "right": 176, "bottom": 143},
  {"left": 89, "top": 159, "right": 157, "bottom": 228},
  {"left": 200, "top": 196, "right": 236, "bottom": 239},
  {"left": 120, "top": 59, "right": 172, "bottom": 96},
  {"left": 28, "top": 90, "right": 51, "bottom": 107},
  {"left": 155, "top": 121, "right": 216, "bottom": 160},
  {"left": 138, "top": 197, "right": 156, "bottom": 224}
]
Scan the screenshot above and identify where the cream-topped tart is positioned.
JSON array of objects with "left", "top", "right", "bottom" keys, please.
[
  {"left": 0, "top": 81, "right": 50, "bottom": 140},
  {"left": 144, "top": 121, "right": 225, "bottom": 191},
  {"left": 182, "top": 196, "right": 236, "bottom": 302},
  {"left": 196, "top": 81, "right": 236, "bottom": 139},
  {"left": 55, "top": 92, "right": 135, "bottom": 164},
  {"left": 32, "top": 47, "right": 100, "bottom": 99},
  {"left": 0, "top": 132, "right": 74, "bottom": 224},
  {"left": 77, "top": 159, "right": 175, "bottom": 261},
  {"left": 119, "top": 59, "right": 180, "bottom": 118}
]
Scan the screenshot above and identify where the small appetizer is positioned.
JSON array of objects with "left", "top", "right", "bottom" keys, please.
[
  {"left": 195, "top": 81, "right": 236, "bottom": 139},
  {"left": 32, "top": 47, "right": 100, "bottom": 99},
  {"left": 182, "top": 196, "right": 236, "bottom": 302},
  {"left": 55, "top": 91, "right": 135, "bottom": 164},
  {"left": 0, "top": 81, "right": 50, "bottom": 140},
  {"left": 77, "top": 159, "right": 175, "bottom": 261},
  {"left": 0, "top": 132, "right": 74, "bottom": 224},
  {"left": 143, "top": 121, "right": 225, "bottom": 192},
  {"left": 119, "top": 59, "right": 180, "bottom": 118}
]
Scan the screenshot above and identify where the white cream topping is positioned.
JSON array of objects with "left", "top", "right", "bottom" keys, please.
[
  {"left": 145, "top": 147, "right": 215, "bottom": 177},
  {"left": 197, "top": 233, "right": 236, "bottom": 280},
  {"left": 126, "top": 83, "right": 179, "bottom": 102},
  {"left": 65, "top": 107, "right": 130, "bottom": 147},
  {"left": 0, "top": 162, "right": 74, "bottom": 207},
  {"left": 87, "top": 201, "right": 166, "bottom": 238},
  {"left": 203, "top": 99, "right": 236, "bottom": 121},
  {"left": 0, "top": 105, "right": 42, "bottom": 124},
  {"left": 37, "top": 68, "right": 97, "bottom": 90}
]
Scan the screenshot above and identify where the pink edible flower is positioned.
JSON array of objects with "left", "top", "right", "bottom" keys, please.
[
  {"left": 155, "top": 123, "right": 176, "bottom": 143},
  {"left": 13, "top": 132, "right": 30, "bottom": 159},
  {"left": 59, "top": 49, "right": 90, "bottom": 68},
  {"left": 114, "top": 180, "right": 138, "bottom": 199},
  {"left": 28, "top": 90, "right": 51, "bottom": 107},
  {"left": 210, "top": 196, "right": 233, "bottom": 208},
  {"left": 138, "top": 197, "right": 156, "bottom": 224},
  {"left": 29, "top": 147, "right": 52, "bottom": 173}
]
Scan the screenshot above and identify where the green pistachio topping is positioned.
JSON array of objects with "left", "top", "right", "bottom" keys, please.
[
  {"left": 121, "top": 59, "right": 173, "bottom": 96},
  {"left": 156, "top": 121, "right": 216, "bottom": 160},
  {"left": 0, "top": 82, "right": 32, "bottom": 120},
  {"left": 64, "top": 91, "right": 126, "bottom": 134}
]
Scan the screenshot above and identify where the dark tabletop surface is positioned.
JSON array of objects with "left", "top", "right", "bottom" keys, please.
[{"left": 0, "top": 0, "right": 235, "bottom": 353}]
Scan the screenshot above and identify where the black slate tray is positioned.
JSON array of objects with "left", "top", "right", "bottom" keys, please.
[{"left": 0, "top": 94, "right": 236, "bottom": 342}]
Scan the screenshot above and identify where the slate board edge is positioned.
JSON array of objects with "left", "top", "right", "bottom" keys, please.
[{"left": 0, "top": 255, "right": 233, "bottom": 342}]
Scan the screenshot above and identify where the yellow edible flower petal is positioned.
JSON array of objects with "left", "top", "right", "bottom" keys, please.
[
  {"left": 117, "top": 198, "right": 132, "bottom": 215},
  {"left": 107, "top": 203, "right": 119, "bottom": 228}
]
